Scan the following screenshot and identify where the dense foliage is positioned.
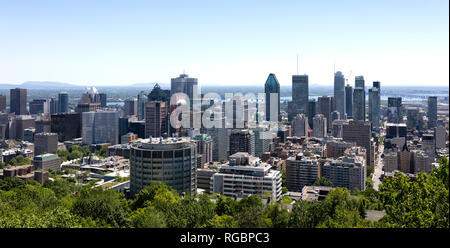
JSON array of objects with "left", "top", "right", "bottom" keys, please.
[{"left": 0, "top": 157, "right": 448, "bottom": 228}]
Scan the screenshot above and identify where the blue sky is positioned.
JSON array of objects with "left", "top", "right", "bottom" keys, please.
[{"left": 0, "top": 0, "right": 448, "bottom": 86}]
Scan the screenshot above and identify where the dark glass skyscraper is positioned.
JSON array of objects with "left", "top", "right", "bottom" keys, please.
[
  {"left": 10, "top": 88, "right": 27, "bottom": 115},
  {"left": 387, "top": 97, "right": 403, "bottom": 123},
  {"left": 58, "top": 91, "right": 69, "bottom": 113},
  {"left": 334, "top": 71, "right": 345, "bottom": 118},
  {"left": 290, "top": 75, "right": 308, "bottom": 121},
  {"left": 264, "top": 73, "right": 280, "bottom": 121},
  {"left": 345, "top": 85, "right": 353, "bottom": 119},
  {"left": 308, "top": 99, "right": 316, "bottom": 129},
  {"left": 317, "top": 96, "right": 333, "bottom": 131},
  {"left": 427, "top": 96, "right": 437, "bottom": 129},
  {"left": 353, "top": 87, "right": 365, "bottom": 121}
]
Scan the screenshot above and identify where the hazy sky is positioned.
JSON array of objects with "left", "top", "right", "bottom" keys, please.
[{"left": 0, "top": 0, "right": 448, "bottom": 86}]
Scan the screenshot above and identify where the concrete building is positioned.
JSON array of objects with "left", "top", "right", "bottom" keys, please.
[
  {"left": 286, "top": 152, "right": 320, "bottom": 192},
  {"left": 313, "top": 114, "right": 327, "bottom": 138},
  {"left": 406, "top": 108, "right": 423, "bottom": 130},
  {"left": 34, "top": 132, "right": 58, "bottom": 155},
  {"left": 331, "top": 119, "right": 348, "bottom": 138},
  {"left": 435, "top": 125, "right": 446, "bottom": 149},
  {"left": 50, "top": 97, "right": 59, "bottom": 114},
  {"left": 145, "top": 101, "right": 168, "bottom": 138},
  {"left": 82, "top": 111, "right": 119, "bottom": 145},
  {"left": 317, "top": 96, "right": 333, "bottom": 131},
  {"left": 383, "top": 150, "right": 399, "bottom": 172},
  {"left": 197, "top": 168, "right": 217, "bottom": 193},
  {"left": 325, "top": 139, "right": 355, "bottom": 159},
  {"left": 289, "top": 75, "right": 309, "bottom": 121},
  {"left": 334, "top": 71, "right": 346, "bottom": 118},
  {"left": 124, "top": 98, "right": 138, "bottom": 117},
  {"left": 411, "top": 149, "right": 433, "bottom": 173},
  {"left": 322, "top": 155, "right": 366, "bottom": 191},
  {"left": 193, "top": 134, "right": 213, "bottom": 166},
  {"left": 121, "top": 132, "right": 138, "bottom": 144},
  {"left": 229, "top": 129, "right": 255, "bottom": 157},
  {"left": 292, "top": 114, "right": 308, "bottom": 137},
  {"left": 15, "top": 115, "right": 35, "bottom": 140},
  {"left": 210, "top": 152, "right": 282, "bottom": 201},
  {"left": 29, "top": 99, "right": 50, "bottom": 115},
  {"left": 10, "top": 88, "right": 27, "bottom": 115},
  {"left": 130, "top": 137, "right": 197, "bottom": 196},
  {"left": 23, "top": 128, "right": 35, "bottom": 142},
  {"left": 343, "top": 121, "right": 373, "bottom": 167},
  {"left": 32, "top": 153, "right": 61, "bottom": 171}
]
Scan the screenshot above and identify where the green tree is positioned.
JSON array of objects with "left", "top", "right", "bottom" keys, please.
[
  {"left": 234, "top": 195, "right": 266, "bottom": 228},
  {"left": 207, "top": 215, "right": 238, "bottom": 228},
  {"left": 312, "top": 177, "right": 334, "bottom": 187},
  {"left": 129, "top": 206, "right": 167, "bottom": 228}
]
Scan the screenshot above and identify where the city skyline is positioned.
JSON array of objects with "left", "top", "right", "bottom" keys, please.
[{"left": 0, "top": 0, "right": 448, "bottom": 87}]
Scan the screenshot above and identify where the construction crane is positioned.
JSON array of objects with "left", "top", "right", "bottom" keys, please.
[{"left": 345, "top": 70, "right": 352, "bottom": 86}]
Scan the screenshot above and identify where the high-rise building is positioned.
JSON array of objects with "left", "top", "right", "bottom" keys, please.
[
  {"left": 265, "top": 73, "right": 281, "bottom": 121},
  {"left": 29, "top": 99, "right": 50, "bottom": 115},
  {"left": 35, "top": 116, "right": 51, "bottom": 133},
  {"left": 58, "top": 92, "right": 69, "bottom": 113},
  {"left": 286, "top": 153, "right": 320, "bottom": 191},
  {"left": 292, "top": 114, "right": 308, "bottom": 137},
  {"left": 406, "top": 108, "right": 422, "bottom": 130},
  {"left": 387, "top": 97, "right": 403, "bottom": 123},
  {"left": 0, "top": 95, "right": 6, "bottom": 113},
  {"left": 129, "top": 120, "right": 146, "bottom": 138},
  {"left": 368, "top": 82, "right": 381, "bottom": 129},
  {"left": 229, "top": 129, "right": 255, "bottom": 156},
  {"left": 82, "top": 111, "right": 119, "bottom": 145},
  {"left": 345, "top": 85, "right": 353, "bottom": 119},
  {"left": 99, "top": 93, "right": 107, "bottom": 108},
  {"left": 353, "top": 87, "right": 365, "bottom": 121},
  {"left": 308, "top": 99, "right": 316, "bottom": 129},
  {"left": 32, "top": 153, "right": 62, "bottom": 171},
  {"left": 193, "top": 134, "right": 213, "bottom": 166},
  {"left": 317, "top": 96, "right": 333, "bottom": 131},
  {"left": 51, "top": 112, "right": 81, "bottom": 142},
  {"left": 290, "top": 75, "right": 308, "bottom": 121},
  {"left": 322, "top": 155, "right": 366, "bottom": 191},
  {"left": 14, "top": 115, "right": 35, "bottom": 140},
  {"left": 331, "top": 110, "right": 341, "bottom": 123},
  {"left": 313, "top": 114, "right": 327, "bottom": 138},
  {"left": 210, "top": 152, "right": 282, "bottom": 201},
  {"left": 76, "top": 87, "right": 101, "bottom": 113},
  {"left": 137, "top": 91, "right": 148, "bottom": 121},
  {"left": 34, "top": 132, "right": 58, "bottom": 155},
  {"left": 334, "top": 71, "right": 346, "bottom": 118},
  {"left": 355, "top": 76, "right": 365, "bottom": 118},
  {"left": 171, "top": 74, "right": 198, "bottom": 110},
  {"left": 124, "top": 98, "right": 138, "bottom": 117},
  {"left": 427, "top": 96, "right": 437, "bottom": 129},
  {"left": 145, "top": 101, "right": 168, "bottom": 138},
  {"left": 130, "top": 137, "right": 197, "bottom": 196},
  {"left": 343, "top": 121, "right": 372, "bottom": 167},
  {"left": 10, "top": 88, "right": 27, "bottom": 115},
  {"left": 435, "top": 125, "right": 446, "bottom": 149},
  {"left": 118, "top": 117, "right": 129, "bottom": 142},
  {"left": 386, "top": 123, "right": 407, "bottom": 139},
  {"left": 50, "top": 97, "right": 59, "bottom": 114}
]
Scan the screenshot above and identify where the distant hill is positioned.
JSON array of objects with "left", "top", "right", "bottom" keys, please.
[{"left": 0, "top": 81, "right": 84, "bottom": 89}]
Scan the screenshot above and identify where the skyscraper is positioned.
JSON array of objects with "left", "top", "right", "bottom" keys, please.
[
  {"left": 313, "top": 114, "right": 327, "bottom": 138},
  {"left": 51, "top": 112, "right": 81, "bottom": 142},
  {"left": 49, "top": 97, "right": 59, "bottom": 114},
  {"left": 82, "top": 111, "right": 119, "bottom": 145},
  {"left": 99, "top": 93, "right": 107, "bottom": 108},
  {"left": 10, "top": 88, "right": 27, "bottom": 115},
  {"left": 345, "top": 85, "right": 353, "bottom": 119},
  {"left": 353, "top": 88, "right": 365, "bottom": 121},
  {"left": 317, "top": 96, "right": 333, "bottom": 131},
  {"left": 308, "top": 99, "right": 316, "bottom": 129},
  {"left": 58, "top": 91, "right": 69, "bottom": 113},
  {"left": 264, "top": 73, "right": 281, "bottom": 121},
  {"left": 29, "top": 99, "right": 50, "bottom": 115},
  {"left": 137, "top": 91, "right": 148, "bottom": 121},
  {"left": 229, "top": 129, "right": 255, "bottom": 156},
  {"left": 427, "top": 96, "right": 437, "bottom": 129},
  {"left": 368, "top": 81, "right": 381, "bottom": 129},
  {"left": 334, "top": 71, "right": 346, "bottom": 118},
  {"left": 0, "top": 95, "right": 6, "bottom": 113},
  {"left": 290, "top": 75, "right": 308, "bottom": 121},
  {"left": 124, "top": 98, "right": 138, "bottom": 117},
  {"left": 355, "top": 76, "right": 365, "bottom": 118},
  {"left": 343, "top": 121, "right": 372, "bottom": 167},
  {"left": 387, "top": 97, "right": 403, "bottom": 123},
  {"left": 34, "top": 133, "right": 58, "bottom": 156},
  {"left": 145, "top": 101, "right": 168, "bottom": 138},
  {"left": 171, "top": 74, "right": 198, "bottom": 110},
  {"left": 292, "top": 114, "right": 308, "bottom": 137}
]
